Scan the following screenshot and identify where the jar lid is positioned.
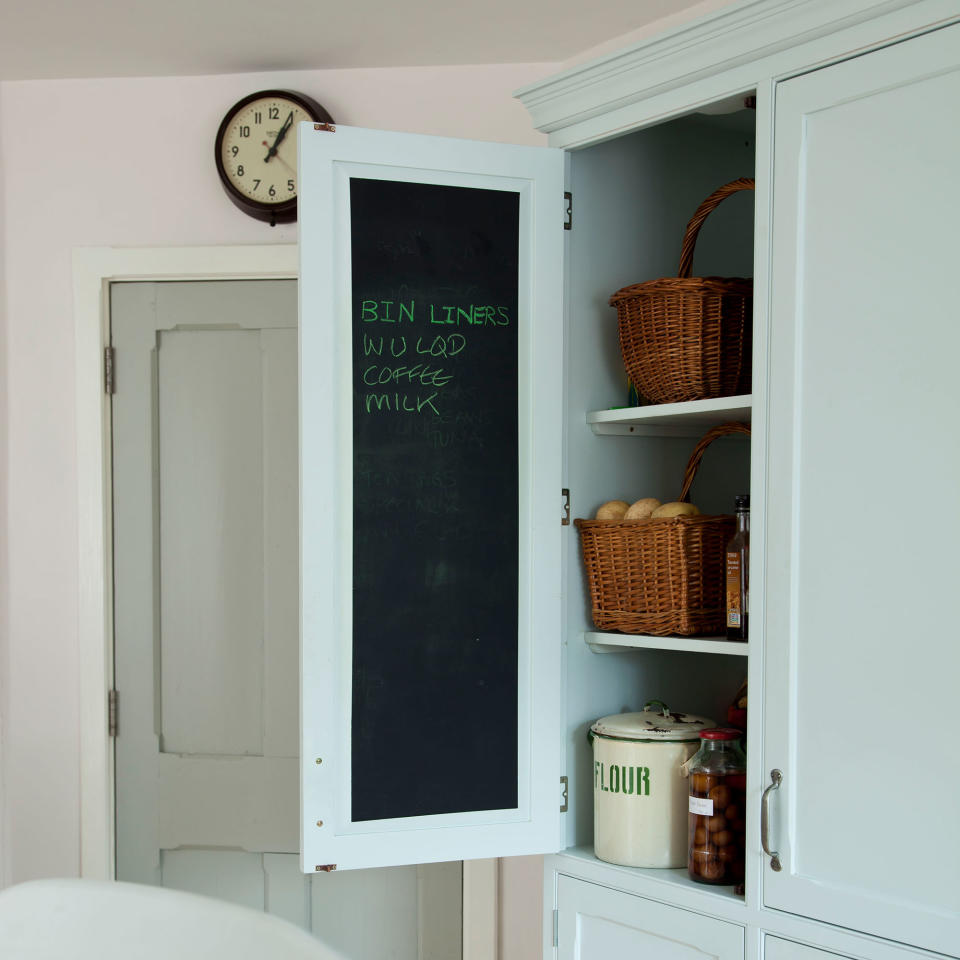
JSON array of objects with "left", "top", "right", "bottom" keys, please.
[
  {"left": 698, "top": 727, "right": 744, "bottom": 740},
  {"left": 591, "top": 699, "right": 716, "bottom": 742}
]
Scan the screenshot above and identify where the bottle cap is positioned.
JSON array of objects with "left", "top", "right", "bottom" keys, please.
[
  {"left": 735, "top": 494, "right": 750, "bottom": 509},
  {"left": 698, "top": 727, "right": 743, "bottom": 741}
]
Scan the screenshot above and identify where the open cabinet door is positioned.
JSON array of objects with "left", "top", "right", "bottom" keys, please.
[{"left": 298, "top": 125, "right": 564, "bottom": 872}]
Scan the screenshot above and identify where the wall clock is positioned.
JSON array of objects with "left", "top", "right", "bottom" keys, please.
[{"left": 215, "top": 90, "right": 333, "bottom": 225}]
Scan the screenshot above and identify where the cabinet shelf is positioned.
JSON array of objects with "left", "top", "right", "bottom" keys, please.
[
  {"left": 557, "top": 846, "right": 746, "bottom": 920},
  {"left": 587, "top": 395, "right": 752, "bottom": 437},
  {"left": 585, "top": 632, "right": 749, "bottom": 656}
]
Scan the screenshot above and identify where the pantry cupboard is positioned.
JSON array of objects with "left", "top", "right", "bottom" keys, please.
[{"left": 298, "top": 1, "right": 960, "bottom": 958}]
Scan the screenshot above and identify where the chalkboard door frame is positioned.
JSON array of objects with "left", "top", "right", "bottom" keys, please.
[{"left": 299, "top": 125, "right": 565, "bottom": 872}]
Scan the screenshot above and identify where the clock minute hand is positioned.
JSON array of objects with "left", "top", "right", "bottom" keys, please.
[{"left": 263, "top": 111, "right": 295, "bottom": 163}]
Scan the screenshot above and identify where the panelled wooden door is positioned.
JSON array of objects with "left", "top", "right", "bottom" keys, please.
[
  {"left": 111, "top": 279, "right": 462, "bottom": 959},
  {"left": 556, "top": 875, "right": 743, "bottom": 960},
  {"left": 763, "top": 22, "right": 960, "bottom": 957}
]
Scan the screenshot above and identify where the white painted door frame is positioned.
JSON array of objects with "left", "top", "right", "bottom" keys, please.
[{"left": 72, "top": 244, "right": 496, "bottom": 957}]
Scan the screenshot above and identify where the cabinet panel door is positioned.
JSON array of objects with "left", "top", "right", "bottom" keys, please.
[
  {"left": 557, "top": 875, "right": 743, "bottom": 960},
  {"left": 299, "top": 125, "right": 565, "bottom": 871},
  {"left": 764, "top": 23, "right": 960, "bottom": 956}
]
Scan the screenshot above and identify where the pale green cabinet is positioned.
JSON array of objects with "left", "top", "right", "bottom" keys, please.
[{"left": 519, "top": 2, "right": 960, "bottom": 959}]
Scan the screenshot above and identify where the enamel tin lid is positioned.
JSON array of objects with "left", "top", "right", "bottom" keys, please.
[{"left": 591, "top": 699, "right": 715, "bottom": 742}]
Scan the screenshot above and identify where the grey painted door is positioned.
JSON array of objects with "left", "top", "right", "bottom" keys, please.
[{"left": 111, "top": 279, "right": 461, "bottom": 959}]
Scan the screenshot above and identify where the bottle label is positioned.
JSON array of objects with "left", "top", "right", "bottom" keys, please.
[
  {"left": 689, "top": 796, "right": 714, "bottom": 816},
  {"left": 726, "top": 552, "right": 741, "bottom": 627}
]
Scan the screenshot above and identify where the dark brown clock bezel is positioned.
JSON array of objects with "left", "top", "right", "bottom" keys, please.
[{"left": 214, "top": 89, "right": 333, "bottom": 225}]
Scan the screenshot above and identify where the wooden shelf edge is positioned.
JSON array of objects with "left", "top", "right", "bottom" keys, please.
[{"left": 584, "top": 632, "right": 750, "bottom": 656}]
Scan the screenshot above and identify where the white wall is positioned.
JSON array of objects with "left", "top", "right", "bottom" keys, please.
[{"left": 0, "top": 62, "right": 553, "bottom": 888}]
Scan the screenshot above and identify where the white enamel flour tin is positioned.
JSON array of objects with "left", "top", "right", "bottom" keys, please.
[{"left": 590, "top": 700, "right": 715, "bottom": 868}]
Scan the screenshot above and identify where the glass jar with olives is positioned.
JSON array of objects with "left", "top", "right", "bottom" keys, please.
[{"left": 687, "top": 728, "right": 746, "bottom": 885}]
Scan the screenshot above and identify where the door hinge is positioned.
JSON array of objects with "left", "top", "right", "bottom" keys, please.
[
  {"left": 104, "top": 346, "right": 115, "bottom": 395},
  {"left": 564, "top": 192, "right": 572, "bottom": 230},
  {"left": 560, "top": 775, "right": 569, "bottom": 812},
  {"left": 108, "top": 689, "right": 118, "bottom": 737},
  {"left": 553, "top": 908, "right": 559, "bottom": 947},
  {"left": 561, "top": 488, "right": 570, "bottom": 526}
]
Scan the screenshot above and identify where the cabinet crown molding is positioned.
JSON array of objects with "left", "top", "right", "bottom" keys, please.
[{"left": 514, "top": 0, "right": 940, "bottom": 138}]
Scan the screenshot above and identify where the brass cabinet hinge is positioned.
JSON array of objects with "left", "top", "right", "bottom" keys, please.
[
  {"left": 108, "top": 689, "right": 118, "bottom": 737},
  {"left": 560, "top": 775, "right": 569, "bottom": 812},
  {"left": 104, "top": 346, "right": 115, "bottom": 395},
  {"left": 561, "top": 488, "right": 571, "bottom": 526},
  {"left": 564, "top": 192, "right": 572, "bottom": 230}
]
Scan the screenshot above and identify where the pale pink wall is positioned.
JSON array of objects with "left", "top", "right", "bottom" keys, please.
[
  {"left": 0, "top": 62, "right": 553, "bottom": 888},
  {"left": 0, "top": 99, "right": 8, "bottom": 890},
  {"left": 0, "top": 0, "right": 737, "bottom": 940},
  {"left": 500, "top": 855, "right": 544, "bottom": 960}
]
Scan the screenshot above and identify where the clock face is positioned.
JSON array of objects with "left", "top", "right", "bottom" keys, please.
[
  {"left": 215, "top": 90, "right": 332, "bottom": 223},
  {"left": 219, "top": 94, "right": 311, "bottom": 207}
]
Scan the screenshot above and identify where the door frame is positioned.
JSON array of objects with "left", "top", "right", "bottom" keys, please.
[{"left": 73, "top": 244, "right": 496, "bottom": 955}]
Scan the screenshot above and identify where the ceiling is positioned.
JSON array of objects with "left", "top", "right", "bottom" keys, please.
[{"left": 0, "top": 0, "right": 717, "bottom": 81}]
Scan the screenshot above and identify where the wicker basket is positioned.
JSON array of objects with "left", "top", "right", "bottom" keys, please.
[
  {"left": 574, "top": 422, "right": 749, "bottom": 636},
  {"left": 610, "top": 178, "right": 754, "bottom": 405}
]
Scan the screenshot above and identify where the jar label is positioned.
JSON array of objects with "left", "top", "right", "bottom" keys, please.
[
  {"left": 594, "top": 761, "right": 651, "bottom": 797},
  {"left": 689, "top": 795, "right": 713, "bottom": 816},
  {"left": 726, "top": 552, "right": 742, "bottom": 627}
]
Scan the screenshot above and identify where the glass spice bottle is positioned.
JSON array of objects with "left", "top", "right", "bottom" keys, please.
[
  {"left": 725, "top": 494, "right": 750, "bottom": 641},
  {"left": 687, "top": 728, "right": 747, "bottom": 885}
]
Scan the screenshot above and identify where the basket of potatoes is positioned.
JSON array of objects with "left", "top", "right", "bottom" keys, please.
[{"left": 574, "top": 421, "right": 749, "bottom": 636}]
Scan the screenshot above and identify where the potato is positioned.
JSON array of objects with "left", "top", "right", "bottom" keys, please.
[
  {"left": 718, "top": 844, "right": 739, "bottom": 863},
  {"left": 624, "top": 497, "right": 661, "bottom": 520},
  {"left": 594, "top": 499, "right": 630, "bottom": 520},
  {"left": 696, "top": 857, "right": 725, "bottom": 880},
  {"left": 708, "top": 784, "right": 731, "bottom": 809},
  {"left": 690, "top": 773, "right": 716, "bottom": 794},
  {"left": 651, "top": 501, "right": 700, "bottom": 518}
]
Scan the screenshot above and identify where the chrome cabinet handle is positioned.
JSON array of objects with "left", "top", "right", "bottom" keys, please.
[{"left": 760, "top": 769, "right": 783, "bottom": 872}]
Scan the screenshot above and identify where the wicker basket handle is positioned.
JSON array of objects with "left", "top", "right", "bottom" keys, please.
[
  {"left": 677, "top": 178, "right": 755, "bottom": 279},
  {"left": 678, "top": 421, "right": 751, "bottom": 502}
]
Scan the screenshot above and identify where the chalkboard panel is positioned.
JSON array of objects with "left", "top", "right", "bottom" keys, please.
[{"left": 350, "top": 177, "right": 520, "bottom": 822}]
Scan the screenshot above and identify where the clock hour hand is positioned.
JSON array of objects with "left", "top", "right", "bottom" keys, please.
[
  {"left": 263, "top": 111, "right": 295, "bottom": 163},
  {"left": 258, "top": 147, "right": 296, "bottom": 176}
]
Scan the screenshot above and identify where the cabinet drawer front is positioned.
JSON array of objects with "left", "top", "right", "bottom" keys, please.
[
  {"left": 764, "top": 21, "right": 960, "bottom": 957},
  {"left": 765, "top": 938, "right": 847, "bottom": 960},
  {"left": 557, "top": 875, "right": 743, "bottom": 960}
]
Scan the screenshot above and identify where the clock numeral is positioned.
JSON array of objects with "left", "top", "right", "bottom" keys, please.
[
  {"left": 287, "top": 179, "right": 295, "bottom": 192},
  {"left": 254, "top": 111, "right": 262, "bottom": 124},
  {"left": 269, "top": 106, "right": 280, "bottom": 120},
  {"left": 239, "top": 125, "right": 250, "bottom": 138},
  {"left": 237, "top": 165, "right": 244, "bottom": 177},
  {"left": 268, "top": 184, "right": 277, "bottom": 198},
  {"left": 253, "top": 179, "right": 261, "bottom": 191}
]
